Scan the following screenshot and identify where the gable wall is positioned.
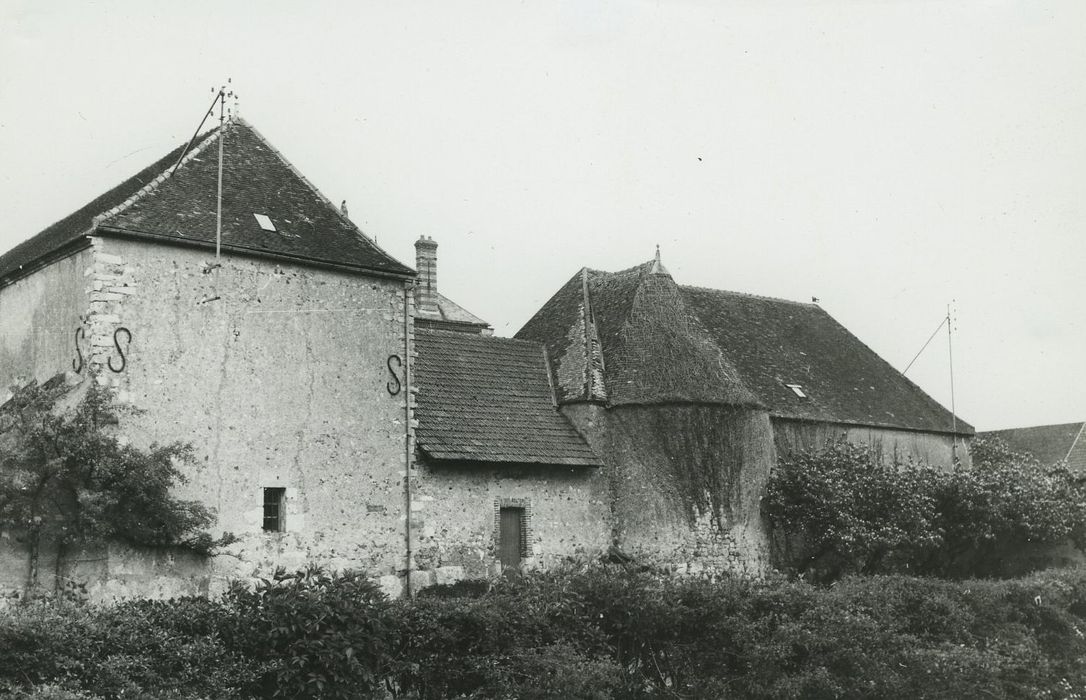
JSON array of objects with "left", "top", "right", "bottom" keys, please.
[
  {"left": 91, "top": 236, "right": 412, "bottom": 596},
  {"left": 2, "top": 236, "right": 415, "bottom": 600}
]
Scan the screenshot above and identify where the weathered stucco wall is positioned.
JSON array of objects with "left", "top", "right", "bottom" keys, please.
[
  {"left": 772, "top": 418, "right": 971, "bottom": 469},
  {"left": 70, "top": 236, "right": 412, "bottom": 597},
  {"left": 562, "top": 403, "right": 774, "bottom": 576},
  {"left": 0, "top": 249, "right": 91, "bottom": 397},
  {"left": 410, "top": 459, "right": 611, "bottom": 588}
]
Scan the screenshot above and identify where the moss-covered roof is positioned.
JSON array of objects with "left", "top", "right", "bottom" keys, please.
[
  {"left": 517, "top": 258, "right": 973, "bottom": 435},
  {"left": 518, "top": 261, "right": 760, "bottom": 409}
]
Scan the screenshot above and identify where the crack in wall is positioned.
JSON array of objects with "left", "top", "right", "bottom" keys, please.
[
  {"left": 211, "top": 306, "right": 232, "bottom": 517},
  {"left": 291, "top": 314, "right": 315, "bottom": 515}
]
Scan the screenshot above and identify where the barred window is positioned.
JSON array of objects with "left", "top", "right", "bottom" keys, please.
[{"left": 263, "top": 487, "right": 286, "bottom": 532}]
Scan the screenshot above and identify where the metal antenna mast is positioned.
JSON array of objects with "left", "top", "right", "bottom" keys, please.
[
  {"left": 901, "top": 302, "right": 962, "bottom": 462},
  {"left": 215, "top": 82, "right": 227, "bottom": 266},
  {"left": 179, "top": 80, "right": 233, "bottom": 304},
  {"left": 948, "top": 302, "right": 958, "bottom": 462}
]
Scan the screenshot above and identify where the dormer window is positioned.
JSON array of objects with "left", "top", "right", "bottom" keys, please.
[{"left": 785, "top": 383, "right": 807, "bottom": 398}]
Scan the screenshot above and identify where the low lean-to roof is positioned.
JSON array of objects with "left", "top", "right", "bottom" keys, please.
[
  {"left": 977, "top": 422, "right": 1085, "bottom": 467},
  {"left": 414, "top": 329, "right": 600, "bottom": 466},
  {"left": 0, "top": 119, "right": 412, "bottom": 285},
  {"left": 517, "top": 258, "right": 973, "bottom": 436},
  {"left": 415, "top": 292, "right": 491, "bottom": 331}
]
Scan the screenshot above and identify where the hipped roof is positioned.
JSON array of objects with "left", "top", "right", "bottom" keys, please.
[
  {"left": 517, "top": 258, "right": 973, "bottom": 436},
  {"left": 414, "top": 329, "right": 600, "bottom": 466},
  {"left": 0, "top": 119, "right": 412, "bottom": 285}
]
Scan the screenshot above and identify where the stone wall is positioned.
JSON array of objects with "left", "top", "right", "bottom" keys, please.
[
  {"left": 0, "top": 235, "right": 415, "bottom": 599},
  {"left": 562, "top": 403, "right": 775, "bottom": 576},
  {"left": 90, "top": 237, "right": 413, "bottom": 594},
  {"left": 409, "top": 459, "right": 611, "bottom": 589},
  {"left": 0, "top": 247, "right": 92, "bottom": 398},
  {"left": 772, "top": 418, "right": 971, "bottom": 469}
]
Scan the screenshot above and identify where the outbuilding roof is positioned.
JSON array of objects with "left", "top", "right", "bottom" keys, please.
[
  {"left": 517, "top": 256, "right": 972, "bottom": 436},
  {"left": 977, "top": 422, "right": 1085, "bottom": 467},
  {"left": 681, "top": 286, "right": 973, "bottom": 435},
  {"left": 0, "top": 119, "right": 412, "bottom": 285},
  {"left": 414, "top": 329, "right": 600, "bottom": 466}
]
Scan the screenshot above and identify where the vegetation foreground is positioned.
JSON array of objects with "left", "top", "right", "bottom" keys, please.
[
  {"left": 3, "top": 385, "right": 1086, "bottom": 698},
  {"left": 0, "top": 564, "right": 1084, "bottom": 699}
]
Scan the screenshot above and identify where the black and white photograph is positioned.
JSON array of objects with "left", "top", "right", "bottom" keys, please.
[{"left": 0, "top": 1, "right": 1083, "bottom": 697}]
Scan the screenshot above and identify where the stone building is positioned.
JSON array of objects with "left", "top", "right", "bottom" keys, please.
[
  {"left": 0, "top": 119, "right": 419, "bottom": 598},
  {"left": 0, "top": 118, "right": 972, "bottom": 598},
  {"left": 516, "top": 253, "right": 973, "bottom": 572}
]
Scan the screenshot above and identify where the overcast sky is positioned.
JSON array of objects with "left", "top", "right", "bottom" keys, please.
[{"left": 1, "top": 1, "right": 1083, "bottom": 432}]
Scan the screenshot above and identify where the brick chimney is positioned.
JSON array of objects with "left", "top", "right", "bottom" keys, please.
[{"left": 414, "top": 236, "right": 439, "bottom": 315}]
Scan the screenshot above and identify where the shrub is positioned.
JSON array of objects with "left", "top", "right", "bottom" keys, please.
[
  {"left": 221, "top": 566, "right": 394, "bottom": 699},
  {"left": 0, "top": 596, "right": 253, "bottom": 699},
  {"left": 4, "top": 564, "right": 1086, "bottom": 698},
  {"left": 763, "top": 440, "right": 1086, "bottom": 580}
]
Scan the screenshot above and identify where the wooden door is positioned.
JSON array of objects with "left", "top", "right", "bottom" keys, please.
[{"left": 499, "top": 507, "right": 523, "bottom": 570}]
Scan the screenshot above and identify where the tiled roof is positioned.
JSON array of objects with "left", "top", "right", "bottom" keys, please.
[
  {"left": 0, "top": 119, "right": 412, "bottom": 284},
  {"left": 517, "top": 264, "right": 759, "bottom": 407},
  {"left": 517, "top": 269, "right": 595, "bottom": 402},
  {"left": 414, "top": 329, "right": 600, "bottom": 466},
  {"left": 415, "top": 292, "right": 491, "bottom": 331},
  {"left": 0, "top": 132, "right": 216, "bottom": 285},
  {"left": 977, "top": 422, "right": 1085, "bottom": 466},
  {"left": 586, "top": 264, "right": 759, "bottom": 406},
  {"left": 517, "top": 257, "right": 972, "bottom": 435},
  {"left": 681, "top": 286, "right": 973, "bottom": 435}
]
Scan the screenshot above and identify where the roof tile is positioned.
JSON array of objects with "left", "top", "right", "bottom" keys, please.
[
  {"left": 0, "top": 120, "right": 412, "bottom": 284},
  {"left": 414, "top": 329, "right": 600, "bottom": 466}
]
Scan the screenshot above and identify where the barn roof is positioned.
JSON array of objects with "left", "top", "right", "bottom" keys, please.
[
  {"left": 681, "top": 286, "right": 972, "bottom": 435},
  {"left": 0, "top": 119, "right": 412, "bottom": 285},
  {"left": 413, "top": 329, "right": 601, "bottom": 466},
  {"left": 977, "top": 422, "right": 1085, "bottom": 466},
  {"left": 517, "top": 256, "right": 972, "bottom": 436}
]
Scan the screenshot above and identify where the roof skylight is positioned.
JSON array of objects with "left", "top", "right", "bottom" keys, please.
[
  {"left": 253, "top": 213, "right": 276, "bottom": 232},
  {"left": 785, "top": 383, "right": 807, "bottom": 398}
]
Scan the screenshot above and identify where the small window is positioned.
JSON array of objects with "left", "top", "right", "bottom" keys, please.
[
  {"left": 253, "top": 213, "right": 276, "bottom": 232},
  {"left": 498, "top": 507, "right": 527, "bottom": 570},
  {"left": 263, "top": 487, "right": 286, "bottom": 532},
  {"left": 785, "top": 383, "right": 807, "bottom": 398}
]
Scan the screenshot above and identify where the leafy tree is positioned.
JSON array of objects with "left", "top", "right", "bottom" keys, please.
[
  {"left": 0, "top": 376, "right": 214, "bottom": 597},
  {"left": 764, "top": 439, "right": 1086, "bottom": 581}
]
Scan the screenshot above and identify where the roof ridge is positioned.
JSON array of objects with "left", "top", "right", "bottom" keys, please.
[
  {"left": 95, "top": 125, "right": 222, "bottom": 228},
  {"left": 238, "top": 118, "right": 407, "bottom": 269},
  {"left": 680, "top": 283, "right": 818, "bottom": 308},
  {"left": 417, "top": 327, "right": 544, "bottom": 347},
  {"left": 584, "top": 260, "right": 654, "bottom": 278},
  {"left": 980, "top": 421, "right": 1086, "bottom": 434}
]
